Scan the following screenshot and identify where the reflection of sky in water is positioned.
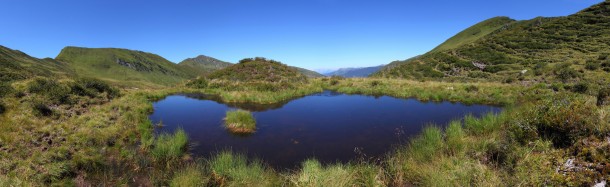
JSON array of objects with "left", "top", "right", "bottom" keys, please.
[{"left": 150, "top": 91, "right": 501, "bottom": 170}]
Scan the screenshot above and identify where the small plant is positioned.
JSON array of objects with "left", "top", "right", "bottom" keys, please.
[
  {"left": 0, "top": 83, "right": 14, "bottom": 98},
  {"left": 224, "top": 110, "right": 256, "bottom": 134},
  {"left": 70, "top": 78, "right": 120, "bottom": 99}
]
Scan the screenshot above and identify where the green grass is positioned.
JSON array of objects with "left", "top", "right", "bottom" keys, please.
[
  {"left": 169, "top": 165, "right": 209, "bottom": 187},
  {"left": 224, "top": 110, "right": 256, "bottom": 134},
  {"left": 151, "top": 128, "right": 189, "bottom": 161},
  {"left": 208, "top": 151, "right": 279, "bottom": 186},
  {"left": 430, "top": 16, "right": 516, "bottom": 53}
]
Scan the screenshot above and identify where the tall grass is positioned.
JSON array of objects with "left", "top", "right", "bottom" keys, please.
[
  {"left": 224, "top": 110, "right": 256, "bottom": 133},
  {"left": 169, "top": 165, "right": 209, "bottom": 187},
  {"left": 208, "top": 151, "right": 279, "bottom": 186},
  {"left": 151, "top": 128, "right": 189, "bottom": 161}
]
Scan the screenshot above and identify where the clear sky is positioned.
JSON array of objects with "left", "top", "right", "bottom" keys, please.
[{"left": 0, "top": 0, "right": 603, "bottom": 71}]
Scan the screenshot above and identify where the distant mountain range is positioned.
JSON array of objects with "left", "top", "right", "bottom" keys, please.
[{"left": 324, "top": 65, "right": 385, "bottom": 77}]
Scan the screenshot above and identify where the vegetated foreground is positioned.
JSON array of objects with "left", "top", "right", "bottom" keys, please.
[{"left": 2, "top": 73, "right": 610, "bottom": 186}]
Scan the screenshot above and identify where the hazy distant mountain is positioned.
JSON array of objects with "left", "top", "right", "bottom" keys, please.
[{"left": 324, "top": 65, "right": 385, "bottom": 77}]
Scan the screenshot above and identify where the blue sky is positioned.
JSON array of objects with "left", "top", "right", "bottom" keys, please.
[{"left": 0, "top": 0, "right": 603, "bottom": 71}]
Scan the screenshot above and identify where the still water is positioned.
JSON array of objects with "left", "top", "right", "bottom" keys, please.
[{"left": 149, "top": 91, "right": 500, "bottom": 169}]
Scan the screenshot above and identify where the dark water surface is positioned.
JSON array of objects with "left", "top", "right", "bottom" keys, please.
[{"left": 150, "top": 91, "right": 501, "bottom": 169}]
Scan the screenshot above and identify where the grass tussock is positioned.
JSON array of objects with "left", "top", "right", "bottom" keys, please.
[
  {"left": 224, "top": 110, "right": 256, "bottom": 134},
  {"left": 151, "top": 128, "right": 189, "bottom": 161},
  {"left": 208, "top": 151, "right": 279, "bottom": 186},
  {"left": 290, "top": 159, "right": 386, "bottom": 187}
]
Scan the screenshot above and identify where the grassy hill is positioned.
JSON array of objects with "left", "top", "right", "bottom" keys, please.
[
  {"left": 178, "top": 55, "right": 232, "bottom": 76},
  {"left": 291, "top": 66, "right": 325, "bottom": 78},
  {"left": 56, "top": 47, "right": 196, "bottom": 87},
  {"left": 0, "top": 45, "right": 73, "bottom": 82},
  {"left": 207, "top": 57, "right": 308, "bottom": 83},
  {"left": 373, "top": 1, "right": 610, "bottom": 83},
  {"left": 429, "top": 17, "right": 516, "bottom": 53}
]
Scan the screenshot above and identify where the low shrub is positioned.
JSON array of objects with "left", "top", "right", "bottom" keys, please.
[
  {"left": 0, "top": 83, "right": 14, "bottom": 98},
  {"left": 0, "top": 102, "right": 5, "bottom": 114},
  {"left": 27, "top": 78, "right": 72, "bottom": 104},
  {"left": 514, "top": 95, "right": 601, "bottom": 147},
  {"left": 370, "top": 80, "right": 381, "bottom": 87},
  {"left": 465, "top": 85, "right": 479, "bottom": 92},
  {"left": 186, "top": 78, "right": 208, "bottom": 89},
  {"left": 570, "top": 82, "right": 589, "bottom": 94},
  {"left": 32, "top": 101, "right": 54, "bottom": 117},
  {"left": 70, "top": 78, "right": 120, "bottom": 99},
  {"left": 585, "top": 59, "right": 600, "bottom": 70},
  {"left": 598, "top": 88, "right": 610, "bottom": 106}
]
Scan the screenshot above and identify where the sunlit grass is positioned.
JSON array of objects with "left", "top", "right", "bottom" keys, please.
[{"left": 224, "top": 110, "right": 256, "bottom": 134}]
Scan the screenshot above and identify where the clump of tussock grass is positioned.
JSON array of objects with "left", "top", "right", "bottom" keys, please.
[
  {"left": 224, "top": 110, "right": 256, "bottom": 134},
  {"left": 208, "top": 151, "right": 279, "bottom": 186},
  {"left": 151, "top": 128, "right": 189, "bottom": 161},
  {"left": 169, "top": 165, "right": 209, "bottom": 187},
  {"left": 290, "top": 159, "right": 386, "bottom": 187}
]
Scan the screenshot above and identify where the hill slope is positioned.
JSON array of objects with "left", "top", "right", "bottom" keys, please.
[
  {"left": 429, "top": 17, "right": 516, "bottom": 53},
  {"left": 56, "top": 47, "right": 195, "bottom": 87},
  {"left": 178, "top": 55, "right": 232, "bottom": 76},
  {"left": 0, "top": 45, "right": 73, "bottom": 82},
  {"left": 325, "top": 65, "right": 384, "bottom": 77},
  {"left": 374, "top": 1, "right": 610, "bottom": 83},
  {"left": 208, "top": 57, "right": 307, "bottom": 83},
  {"left": 291, "top": 66, "right": 325, "bottom": 78}
]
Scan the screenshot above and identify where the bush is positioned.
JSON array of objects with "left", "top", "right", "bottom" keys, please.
[
  {"left": 0, "top": 83, "right": 14, "bottom": 98},
  {"left": 370, "top": 80, "right": 381, "bottom": 87},
  {"left": 70, "top": 78, "right": 120, "bottom": 99},
  {"left": 28, "top": 78, "right": 71, "bottom": 104},
  {"left": 32, "top": 102, "right": 54, "bottom": 117},
  {"left": 186, "top": 78, "right": 208, "bottom": 89},
  {"left": 0, "top": 102, "right": 5, "bottom": 114},
  {"left": 465, "top": 85, "right": 479, "bottom": 92},
  {"left": 514, "top": 95, "right": 601, "bottom": 147},
  {"left": 570, "top": 82, "right": 589, "bottom": 94},
  {"left": 598, "top": 88, "right": 610, "bottom": 106},
  {"left": 554, "top": 63, "right": 581, "bottom": 82},
  {"left": 585, "top": 60, "right": 600, "bottom": 70}
]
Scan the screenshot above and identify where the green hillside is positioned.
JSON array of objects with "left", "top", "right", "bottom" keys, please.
[
  {"left": 208, "top": 57, "right": 308, "bottom": 83},
  {"left": 0, "top": 45, "right": 73, "bottom": 82},
  {"left": 374, "top": 1, "right": 610, "bottom": 83},
  {"left": 429, "top": 17, "right": 516, "bottom": 53},
  {"left": 55, "top": 47, "right": 196, "bottom": 87},
  {"left": 291, "top": 66, "right": 325, "bottom": 78},
  {"left": 178, "top": 55, "right": 232, "bottom": 76}
]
